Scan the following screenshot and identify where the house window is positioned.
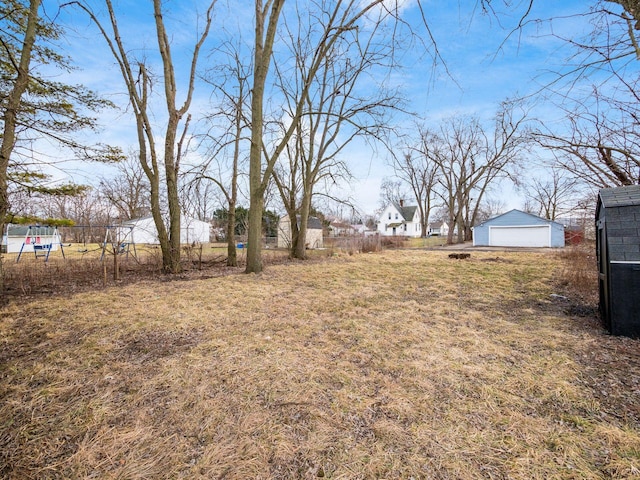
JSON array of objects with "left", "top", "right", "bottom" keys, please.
[
  {"left": 404, "top": 224, "right": 407, "bottom": 231},
  {"left": 388, "top": 213, "right": 391, "bottom": 220},
  {"left": 395, "top": 213, "right": 399, "bottom": 220}
]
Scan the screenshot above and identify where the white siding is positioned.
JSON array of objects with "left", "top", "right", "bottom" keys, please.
[
  {"left": 377, "top": 204, "right": 422, "bottom": 237},
  {"left": 2, "top": 235, "right": 61, "bottom": 253},
  {"left": 277, "top": 215, "right": 324, "bottom": 249},
  {"left": 123, "top": 216, "right": 210, "bottom": 245}
]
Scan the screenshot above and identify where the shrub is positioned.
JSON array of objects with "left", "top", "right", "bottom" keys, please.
[{"left": 556, "top": 243, "right": 598, "bottom": 304}]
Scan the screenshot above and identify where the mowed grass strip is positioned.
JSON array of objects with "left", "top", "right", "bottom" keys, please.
[{"left": 1, "top": 250, "right": 638, "bottom": 479}]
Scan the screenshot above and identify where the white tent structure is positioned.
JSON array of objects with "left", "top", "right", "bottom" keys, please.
[{"left": 118, "top": 216, "right": 211, "bottom": 245}]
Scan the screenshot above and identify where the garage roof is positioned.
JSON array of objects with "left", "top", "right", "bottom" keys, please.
[{"left": 476, "top": 209, "right": 562, "bottom": 227}]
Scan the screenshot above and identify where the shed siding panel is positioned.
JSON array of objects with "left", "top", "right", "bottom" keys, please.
[
  {"left": 609, "top": 263, "right": 640, "bottom": 337},
  {"left": 277, "top": 215, "right": 324, "bottom": 249},
  {"left": 597, "top": 185, "right": 640, "bottom": 338},
  {"left": 609, "top": 227, "right": 638, "bottom": 237}
]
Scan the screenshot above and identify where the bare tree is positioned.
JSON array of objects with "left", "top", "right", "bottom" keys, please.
[
  {"left": 245, "top": 0, "right": 285, "bottom": 273},
  {"left": 521, "top": 2, "right": 640, "bottom": 191},
  {"left": 270, "top": 2, "right": 402, "bottom": 258},
  {"left": 73, "top": 0, "right": 216, "bottom": 273},
  {"left": 190, "top": 43, "right": 251, "bottom": 267},
  {"left": 180, "top": 177, "right": 220, "bottom": 223},
  {"left": 378, "top": 177, "right": 409, "bottom": 210},
  {"left": 99, "top": 156, "right": 151, "bottom": 221},
  {"left": 43, "top": 188, "right": 112, "bottom": 242},
  {"left": 521, "top": 167, "right": 583, "bottom": 220},
  {"left": 246, "top": 0, "right": 412, "bottom": 273},
  {"left": 532, "top": 81, "right": 640, "bottom": 188},
  {"left": 391, "top": 149, "right": 439, "bottom": 237},
  {"left": 418, "top": 103, "right": 527, "bottom": 243},
  {"left": 477, "top": 196, "right": 507, "bottom": 222}
]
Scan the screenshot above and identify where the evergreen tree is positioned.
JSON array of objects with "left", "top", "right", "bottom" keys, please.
[{"left": 1, "top": 0, "right": 120, "bottom": 295}]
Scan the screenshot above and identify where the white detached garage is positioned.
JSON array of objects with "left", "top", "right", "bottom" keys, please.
[{"left": 473, "top": 209, "right": 565, "bottom": 248}]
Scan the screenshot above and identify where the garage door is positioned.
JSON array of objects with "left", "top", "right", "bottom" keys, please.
[{"left": 489, "top": 226, "right": 550, "bottom": 247}]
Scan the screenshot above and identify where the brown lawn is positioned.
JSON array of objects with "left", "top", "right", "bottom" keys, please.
[{"left": 0, "top": 249, "right": 638, "bottom": 479}]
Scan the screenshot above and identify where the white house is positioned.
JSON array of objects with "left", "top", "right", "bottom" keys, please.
[
  {"left": 428, "top": 221, "right": 450, "bottom": 237},
  {"left": 277, "top": 215, "right": 324, "bottom": 249},
  {"left": 118, "top": 216, "right": 211, "bottom": 245},
  {"left": 2, "top": 224, "right": 62, "bottom": 253},
  {"left": 472, "top": 209, "right": 565, "bottom": 248},
  {"left": 328, "top": 219, "right": 357, "bottom": 237},
  {"left": 377, "top": 202, "right": 423, "bottom": 237},
  {"left": 351, "top": 224, "right": 368, "bottom": 235}
]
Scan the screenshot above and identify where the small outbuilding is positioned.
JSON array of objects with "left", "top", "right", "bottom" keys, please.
[
  {"left": 119, "top": 216, "right": 211, "bottom": 245},
  {"left": 428, "top": 221, "right": 450, "bottom": 237},
  {"left": 596, "top": 185, "right": 640, "bottom": 338},
  {"left": 1, "top": 224, "right": 62, "bottom": 253},
  {"left": 277, "top": 215, "right": 323, "bottom": 249},
  {"left": 472, "top": 209, "right": 565, "bottom": 248}
]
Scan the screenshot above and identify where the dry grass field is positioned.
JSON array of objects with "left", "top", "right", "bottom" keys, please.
[{"left": 1, "top": 248, "right": 639, "bottom": 479}]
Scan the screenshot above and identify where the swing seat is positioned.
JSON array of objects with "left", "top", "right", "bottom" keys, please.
[{"left": 33, "top": 244, "right": 51, "bottom": 258}]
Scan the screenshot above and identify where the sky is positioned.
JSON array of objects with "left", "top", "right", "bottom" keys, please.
[
  {"left": 38, "top": 0, "right": 602, "bottom": 218},
  {"left": 336, "top": 0, "right": 591, "bottom": 215}
]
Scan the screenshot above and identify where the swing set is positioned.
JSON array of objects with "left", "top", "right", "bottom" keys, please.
[
  {"left": 100, "top": 225, "right": 137, "bottom": 261},
  {"left": 6, "top": 224, "right": 138, "bottom": 263},
  {"left": 15, "top": 225, "right": 66, "bottom": 262}
]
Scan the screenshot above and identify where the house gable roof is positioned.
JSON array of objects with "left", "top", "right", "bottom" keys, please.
[
  {"left": 477, "top": 209, "right": 563, "bottom": 227},
  {"left": 398, "top": 205, "right": 418, "bottom": 222},
  {"left": 305, "top": 216, "right": 323, "bottom": 230},
  {"left": 381, "top": 203, "right": 418, "bottom": 221},
  {"left": 280, "top": 215, "right": 323, "bottom": 230},
  {"left": 330, "top": 221, "right": 352, "bottom": 229}
]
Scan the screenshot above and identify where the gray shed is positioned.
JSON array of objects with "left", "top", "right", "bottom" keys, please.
[
  {"left": 472, "top": 209, "right": 565, "bottom": 248},
  {"left": 596, "top": 185, "right": 640, "bottom": 338}
]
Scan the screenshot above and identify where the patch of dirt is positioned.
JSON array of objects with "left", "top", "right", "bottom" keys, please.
[
  {"left": 112, "top": 330, "right": 204, "bottom": 363},
  {"left": 479, "top": 256, "right": 514, "bottom": 263},
  {"left": 575, "top": 338, "right": 640, "bottom": 427}
]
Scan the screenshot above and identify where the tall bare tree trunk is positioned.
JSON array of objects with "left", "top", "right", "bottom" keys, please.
[
  {"left": 246, "top": 0, "right": 285, "bottom": 274},
  {"left": 76, "top": 0, "right": 214, "bottom": 273},
  {"left": 226, "top": 78, "right": 244, "bottom": 267},
  {"left": 154, "top": 0, "right": 192, "bottom": 273},
  {"left": 0, "top": 0, "right": 41, "bottom": 297},
  {"left": 294, "top": 191, "right": 313, "bottom": 259}
]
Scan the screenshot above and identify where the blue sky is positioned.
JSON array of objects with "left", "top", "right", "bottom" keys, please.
[
  {"left": 44, "top": 0, "right": 603, "bottom": 217},
  {"left": 332, "top": 0, "right": 594, "bottom": 214}
]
